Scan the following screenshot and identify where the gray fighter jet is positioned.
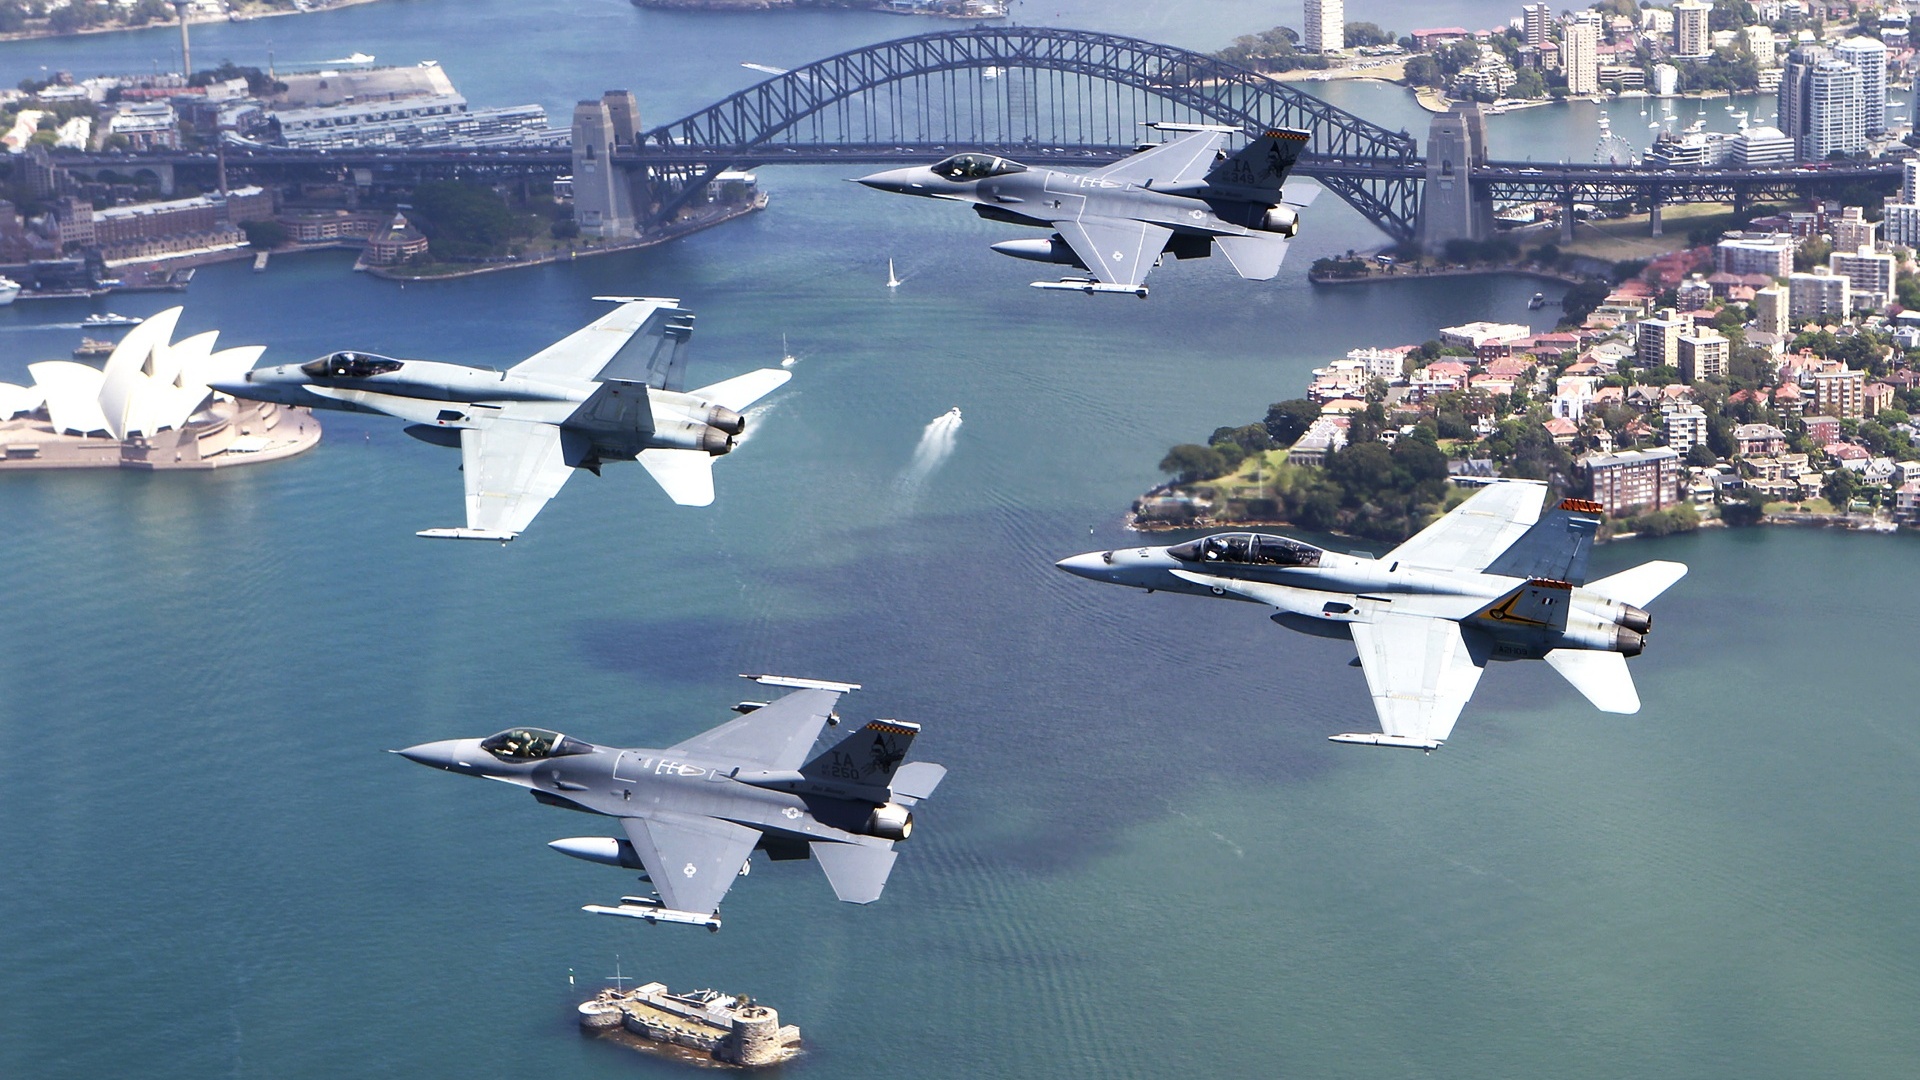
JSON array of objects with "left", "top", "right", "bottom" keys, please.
[
  {"left": 395, "top": 675, "right": 945, "bottom": 931},
  {"left": 211, "top": 298, "right": 789, "bottom": 540},
  {"left": 854, "top": 124, "right": 1317, "bottom": 296},
  {"left": 1056, "top": 481, "right": 1687, "bottom": 751}
]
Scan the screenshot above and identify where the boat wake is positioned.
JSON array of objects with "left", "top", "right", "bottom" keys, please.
[{"left": 896, "top": 407, "right": 962, "bottom": 498}]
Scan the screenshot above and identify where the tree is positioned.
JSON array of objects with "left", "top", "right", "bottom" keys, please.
[
  {"left": 1344, "top": 21, "right": 1395, "bottom": 47},
  {"left": 1160, "top": 444, "right": 1226, "bottom": 484},
  {"left": 1686, "top": 443, "right": 1719, "bottom": 467},
  {"left": 1823, "top": 467, "right": 1858, "bottom": 509},
  {"left": 1403, "top": 54, "right": 1442, "bottom": 87},
  {"left": 1210, "top": 423, "right": 1275, "bottom": 454},
  {"left": 1511, "top": 68, "right": 1547, "bottom": 100},
  {"left": 1263, "top": 398, "right": 1322, "bottom": 446}
]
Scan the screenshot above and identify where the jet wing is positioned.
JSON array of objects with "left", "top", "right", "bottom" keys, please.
[
  {"left": 1091, "top": 128, "right": 1226, "bottom": 187},
  {"left": 510, "top": 298, "right": 693, "bottom": 387},
  {"left": 417, "top": 420, "right": 575, "bottom": 540},
  {"left": 667, "top": 686, "right": 847, "bottom": 771},
  {"left": 1383, "top": 480, "right": 1548, "bottom": 573},
  {"left": 1337, "top": 615, "right": 1489, "bottom": 750},
  {"left": 1054, "top": 216, "right": 1172, "bottom": 288},
  {"left": 620, "top": 812, "right": 760, "bottom": 916}
]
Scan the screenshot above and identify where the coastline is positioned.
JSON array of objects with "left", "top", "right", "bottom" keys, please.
[
  {"left": 1309, "top": 265, "right": 1586, "bottom": 288},
  {"left": 0, "top": 0, "right": 391, "bottom": 46}
]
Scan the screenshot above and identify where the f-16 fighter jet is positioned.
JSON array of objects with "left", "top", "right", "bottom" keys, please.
[
  {"left": 854, "top": 124, "right": 1317, "bottom": 297},
  {"left": 395, "top": 675, "right": 945, "bottom": 931},
  {"left": 211, "top": 298, "right": 789, "bottom": 540},
  {"left": 1056, "top": 481, "right": 1687, "bottom": 751}
]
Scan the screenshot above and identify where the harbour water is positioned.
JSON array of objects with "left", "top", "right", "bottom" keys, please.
[{"left": 3, "top": 4, "right": 1919, "bottom": 1078}]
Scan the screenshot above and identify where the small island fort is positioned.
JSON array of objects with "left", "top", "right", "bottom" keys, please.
[{"left": 579, "top": 981, "right": 801, "bottom": 1068}]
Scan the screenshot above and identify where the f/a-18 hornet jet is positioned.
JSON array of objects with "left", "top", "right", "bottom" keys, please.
[
  {"left": 855, "top": 123, "right": 1318, "bottom": 297},
  {"left": 211, "top": 298, "right": 789, "bottom": 540},
  {"left": 395, "top": 675, "right": 945, "bottom": 931},
  {"left": 1057, "top": 481, "right": 1687, "bottom": 751}
]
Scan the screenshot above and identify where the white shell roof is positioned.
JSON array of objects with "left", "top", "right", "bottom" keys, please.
[{"left": 19, "top": 307, "right": 268, "bottom": 440}]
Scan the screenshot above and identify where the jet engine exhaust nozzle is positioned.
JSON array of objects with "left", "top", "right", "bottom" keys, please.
[
  {"left": 1617, "top": 605, "right": 1652, "bottom": 635},
  {"left": 706, "top": 406, "right": 746, "bottom": 436},
  {"left": 1615, "top": 627, "right": 1645, "bottom": 657},
  {"left": 866, "top": 802, "right": 913, "bottom": 841},
  {"left": 700, "top": 426, "right": 735, "bottom": 456},
  {"left": 1259, "top": 206, "right": 1300, "bottom": 236}
]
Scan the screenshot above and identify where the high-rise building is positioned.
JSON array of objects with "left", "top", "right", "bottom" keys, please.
[
  {"left": 1834, "top": 37, "right": 1888, "bottom": 136},
  {"left": 1883, "top": 159, "right": 1920, "bottom": 249},
  {"left": 1563, "top": 17, "right": 1600, "bottom": 96},
  {"left": 1637, "top": 309, "right": 1683, "bottom": 370},
  {"left": 1753, "top": 286, "right": 1789, "bottom": 337},
  {"left": 1830, "top": 247, "right": 1896, "bottom": 310},
  {"left": 1831, "top": 207, "right": 1878, "bottom": 254},
  {"left": 1664, "top": 404, "right": 1709, "bottom": 455},
  {"left": 1813, "top": 366, "right": 1866, "bottom": 419},
  {"left": 1715, "top": 233, "right": 1794, "bottom": 278},
  {"left": 1674, "top": 0, "right": 1712, "bottom": 58},
  {"left": 1678, "top": 329, "right": 1729, "bottom": 383},
  {"left": 1522, "top": 3, "right": 1551, "bottom": 49},
  {"left": 1788, "top": 266, "right": 1851, "bottom": 321},
  {"left": 1781, "top": 49, "right": 1866, "bottom": 162},
  {"left": 1304, "top": 0, "right": 1344, "bottom": 53}
]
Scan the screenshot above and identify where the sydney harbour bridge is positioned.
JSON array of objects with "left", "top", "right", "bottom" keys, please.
[{"left": 64, "top": 27, "right": 1900, "bottom": 249}]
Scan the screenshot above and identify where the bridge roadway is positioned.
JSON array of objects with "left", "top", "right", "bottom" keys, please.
[{"left": 69, "top": 143, "right": 1899, "bottom": 203}]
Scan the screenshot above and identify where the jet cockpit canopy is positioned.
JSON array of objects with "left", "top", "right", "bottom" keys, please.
[
  {"left": 479, "top": 727, "right": 594, "bottom": 762},
  {"left": 301, "top": 351, "right": 404, "bottom": 379},
  {"left": 1169, "top": 532, "right": 1323, "bottom": 568},
  {"left": 931, "top": 153, "right": 1027, "bottom": 181}
]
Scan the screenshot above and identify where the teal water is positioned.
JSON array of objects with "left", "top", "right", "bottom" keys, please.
[{"left": 4, "top": 4, "right": 1920, "bottom": 1079}]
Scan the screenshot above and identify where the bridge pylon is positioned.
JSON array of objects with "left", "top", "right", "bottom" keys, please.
[
  {"left": 1415, "top": 102, "right": 1495, "bottom": 255},
  {"left": 572, "top": 91, "right": 639, "bottom": 238}
]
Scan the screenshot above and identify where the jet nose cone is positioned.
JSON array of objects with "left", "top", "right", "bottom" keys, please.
[
  {"left": 854, "top": 167, "right": 926, "bottom": 194},
  {"left": 206, "top": 380, "right": 247, "bottom": 397},
  {"left": 1055, "top": 550, "right": 1114, "bottom": 581},
  {"left": 394, "top": 739, "right": 468, "bottom": 771}
]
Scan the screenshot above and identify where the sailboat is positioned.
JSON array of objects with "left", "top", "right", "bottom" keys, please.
[
  {"left": 780, "top": 333, "right": 797, "bottom": 368},
  {"left": 886, "top": 258, "right": 902, "bottom": 289}
]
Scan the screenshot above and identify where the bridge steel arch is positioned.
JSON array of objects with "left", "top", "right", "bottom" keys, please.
[{"left": 631, "top": 27, "right": 1424, "bottom": 240}]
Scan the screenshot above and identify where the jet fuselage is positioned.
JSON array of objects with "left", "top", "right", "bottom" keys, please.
[{"left": 1056, "top": 534, "right": 1651, "bottom": 662}]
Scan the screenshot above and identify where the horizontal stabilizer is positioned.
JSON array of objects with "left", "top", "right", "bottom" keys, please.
[
  {"left": 1586, "top": 561, "right": 1688, "bottom": 607},
  {"left": 1544, "top": 649, "right": 1640, "bottom": 714},
  {"left": 1214, "top": 235, "right": 1291, "bottom": 281},
  {"left": 591, "top": 295, "right": 680, "bottom": 304},
  {"left": 1328, "top": 732, "right": 1443, "bottom": 750},
  {"left": 637, "top": 448, "right": 716, "bottom": 507},
  {"left": 888, "top": 760, "right": 947, "bottom": 805},
  {"left": 1284, "top": 183, "right": 1324, "bottom": 208},
  {"left": 688, "top": 368, "right": 791, "bottom": 412},
  {"left": 742, "top": 673, "right": 861, "bottom": 693},
  {"left": 416, "top": 527, "right": 516, "bottom": 541},
  {"left": 811, "top": 841, "right": 898, "bottom": 904}
]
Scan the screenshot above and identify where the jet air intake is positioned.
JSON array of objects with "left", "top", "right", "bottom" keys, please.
[{"left": 865, "top": 802, "right": 913, "bottom": 841}]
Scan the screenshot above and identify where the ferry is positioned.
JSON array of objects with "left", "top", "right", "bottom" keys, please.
[
  {"left": 83, "top": 312, "right": 143, "bottom": 327},
  {"left": 0, "top": 275, "right": 19, "bottom": 305},
  {"left": 72, "top": 337, "right": 117, "bottom": 359}
]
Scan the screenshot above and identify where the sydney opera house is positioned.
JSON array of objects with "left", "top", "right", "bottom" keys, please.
[{"left": 0, "top": 308, "right": 320, "bottom": 469}]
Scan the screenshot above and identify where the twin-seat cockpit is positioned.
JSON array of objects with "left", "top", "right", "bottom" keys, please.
[
  {"left": 480, "top": 727, "right": 595, "bottom": 762},
  {"left": 301, "top": 351, "right": 406, "bottom": 379},
  {"left": 932, "top": 153, "right": 1028, "bottom": 182},
  {"left": 1168, "top": 532, "right": 1324, "bottom": 569}
]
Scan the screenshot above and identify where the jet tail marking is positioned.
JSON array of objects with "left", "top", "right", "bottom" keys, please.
[
  {"left": 1470, "top": 578, "right": 1574, "bottom": 633},
  {"left": 1204, "top": 128, "right": 1309, "bottom": 198}
]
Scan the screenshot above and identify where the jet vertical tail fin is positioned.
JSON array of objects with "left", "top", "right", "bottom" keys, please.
[
  {"left": 1204, "top": 128, "right": 1310, "bottom": 198},
  {"left": 799, "top": 719, "right": 921, "bottom": 795},
  {"left": 1483, "top": 497, "right": 1604, "bottom": 583}
]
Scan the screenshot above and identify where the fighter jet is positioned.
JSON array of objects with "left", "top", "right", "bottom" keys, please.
[
  {"left": 394, "top": 675, "right": 945, "bottom": 931},
  {"left": 854, "top": 124, "right": 1318, "bottom": 297},
  {"left": 1056, "top": 481, "right": 1687, "bottom": 751},
  {"left": 211, "top": 297, "right": 789, "bottom": 540}
]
